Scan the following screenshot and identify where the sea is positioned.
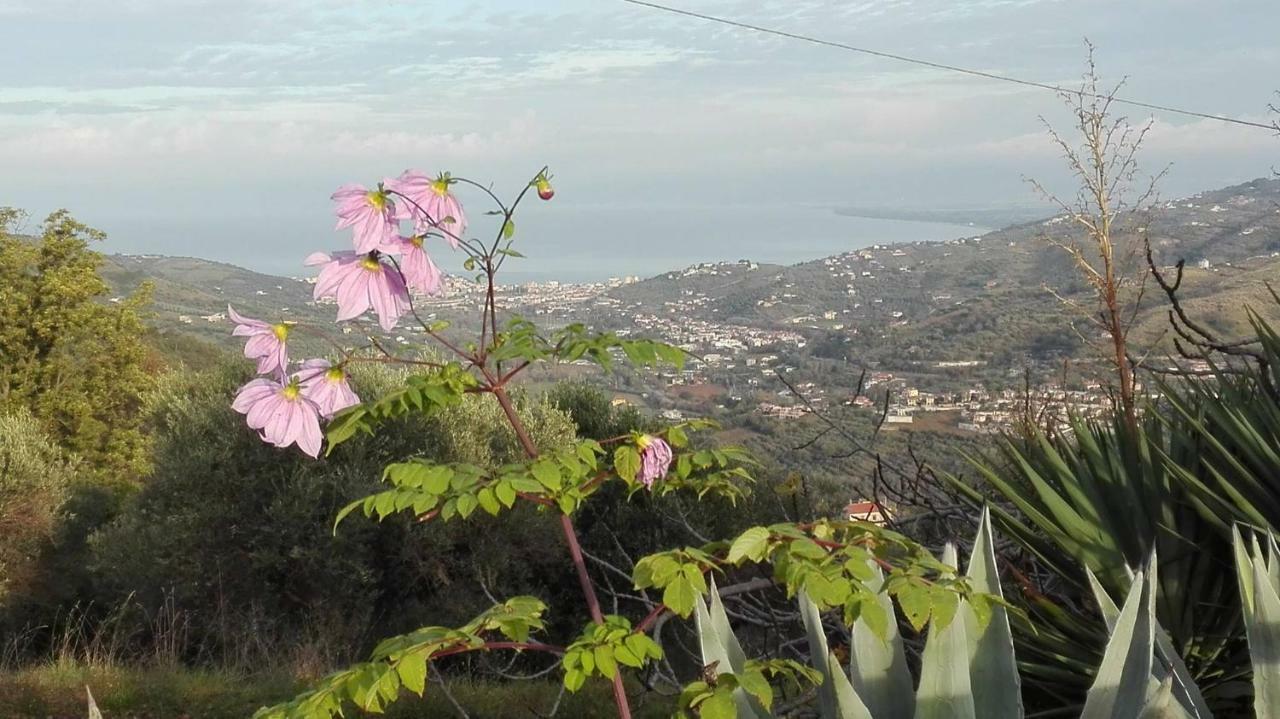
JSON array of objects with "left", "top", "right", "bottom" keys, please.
[{"left": 99, "top": 202, "right": 986, "bottom": 284}]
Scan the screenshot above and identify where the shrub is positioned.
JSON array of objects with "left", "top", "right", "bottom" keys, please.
[{"left": 0, "top": 410, "right": 77, "bottom": 609}]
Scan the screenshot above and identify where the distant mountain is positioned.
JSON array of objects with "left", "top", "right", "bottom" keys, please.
[
  {"left": 102, "top": 178, "right": 1280, "bottom": 371},
  {"left": 605, "top": 177, "right": 1280, "bottom": 365}
]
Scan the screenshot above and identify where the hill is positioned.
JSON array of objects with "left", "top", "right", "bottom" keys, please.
[
  {"left": 99, "top": 178, "right": 1280, "bottom": 381},
  {"left": 603, "top": 177, "right": 1280, "bottom": 368}
]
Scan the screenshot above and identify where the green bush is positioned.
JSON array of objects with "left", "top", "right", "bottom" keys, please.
[
  {"left": 0, "top": 410, "right": 77, "bottom": 609},
  {"left": 85, "top": 361, "right": 582, "bottom": 666}
]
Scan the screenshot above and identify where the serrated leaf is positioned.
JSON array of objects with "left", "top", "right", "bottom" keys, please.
[
  {"left": 395, "top": 652, "right": 427, "bottom": 696},
  {"left": 896, "top": 583, "right": 932, "bottom": 632},
  {"left": 664, "top": 578, "right": 696, "bottom": 618},
  {"left": 728, "top": 527, "right": 771, "bottom": 564}
]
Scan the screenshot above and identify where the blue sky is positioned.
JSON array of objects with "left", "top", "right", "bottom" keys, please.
[{"left": 1, "top": 0, "right": 1277, "bottom": 279}]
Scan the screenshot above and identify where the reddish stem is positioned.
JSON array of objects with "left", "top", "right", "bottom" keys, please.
[
  {"left": 491, "top": 385, "right": 634, "bottom": 719},
  {"left": 432, "top": 640, "right": 564, "bottom": 660}
]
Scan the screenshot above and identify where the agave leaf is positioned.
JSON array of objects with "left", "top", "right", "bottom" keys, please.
[
  {"left": 1234, "top": 527, "right": 1280, "bottom": 719},
  {"left": 963, "top": 506, "right": 1022, "bottom": 719},
  {"left": 1081, "top": 555, "right": 1156, "bottom": 719},
  {"left": 849, "top": 560, "right": 915, "bottom": 719},
  {"left": 799, "top": 591, "right": 873, "bottom": 719},
  {"left": 1137, "top": 676, "right": 1193, "bottom": 719},
  {"left": 1267, "top": 532, "right": 1280, "bottom": 594},
  {"left": 695, "top": 583, "right": 769, "bottom": 719},
  {"left": 87, "top": 687, "right": 103, "bottom": 719},
  {"left": 707, "top": 577, "right": 748, "bottom": 672},
  {"left": 914, "top": 544, "right": 976, "bottom": 719},
  {"left": 826, "top": 652, "right": 875, "bottom": 719},
  {"left": 800, "top": 589, "right": 840, "bottom": 719},
  {"left": 1085, "top": 568, "right": 1211, "bottom": 718}
]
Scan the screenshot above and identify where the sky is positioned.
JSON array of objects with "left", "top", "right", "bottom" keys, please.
[{"left": 1, "top": 0, "right": 1277, "bottom": 280}]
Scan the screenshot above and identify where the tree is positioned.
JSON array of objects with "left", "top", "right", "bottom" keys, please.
[
  {"left": 0, "top": 410, "right": 76, "bottom": 610},
  {"left": 1028, "top": 45, "right": 1164, "bottom": 430},
  {"left": 0, "top": 209, "right": 152, "bottom": 483}
]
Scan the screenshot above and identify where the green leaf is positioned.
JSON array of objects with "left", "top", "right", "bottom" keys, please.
[
  {"left": 423, "top": 466, "right": 452, "bottom": 495},
  {"left": 564, "top": 668, "right": 586, "bottom": 692},
  {"left": 502, "top": 218, "right": 515, "bottom": 239},
  {"left": 494, "top": 481, "right": 517, "bottom": 508},
  {"left": 395, "top": 652, "right": 427, "bottom": 696},
  {"left": 593, "top": 645, "right": 617, "bottom": 679},
  {"left": 698, "top": 691, "right": 737, "bottom": 719},
  {"left": 476, "top": 487, "right": 500, "bottom": 515},
  {"left": 614, "top": 445, "right": 641, "bottom": 483},
  {"left": 727, "top": 527, "right": 771, "bottom": 564},
  {"left": 614, "top": 643, "right": 643, "bottom": 668},
  {"left": 896, "top": 582, "right": 932, "bottom": 632},
  {"left": 663, "top": 578, "right": 696, "bottom": 618},
  {"left": 737, "top": 669, "right": 775, "bottom": 710},
  {"left": 1235, "top": 528, "right": 1280, "bottom": 719},
  {"left": 531, "top": 460, "right": 562, "bottom": 490},
  {"left": 456, "top": 493, "right": 478, "bottom": 518}
]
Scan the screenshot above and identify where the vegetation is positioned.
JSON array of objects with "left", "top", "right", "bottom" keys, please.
[
  {"left": 0, "top": 75, "right": 1277, "bottom": 719},
  {"left": 0, "top": 209, "right": 152, "bottom": 484}
]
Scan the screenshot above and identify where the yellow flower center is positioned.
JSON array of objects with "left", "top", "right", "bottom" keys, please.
[
  {"left": 282, "top": 383, "right": 301, "bottom": 401},
  {"left": 271, "top": 323, "right": 290, "bottom": 341},
  {"left": 325, "top": 368, "right": 345, "bottom": 382},
  {"left": 410, "top": 235, "right": 424, "bottom": 249},
  {"left": 366, "top": 190, "right": 387, "bottom": 211},
  {"left": 360, "top": 256, "right": 382, "bottom": 272},
  {"left": 636, "top": 435, "right": 653, "bottom": 450},
  {"left": 430, "top": 178, "right": 450, "bottom": 196}
]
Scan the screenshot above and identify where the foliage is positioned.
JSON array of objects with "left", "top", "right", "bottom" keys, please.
[
  {"left": 0, "top": 410, "right": 76, "bottom": 608},
  {"left": 681, "top": 509, "right": 1019, "bottom": 719},
  {"left": 252, "top": 597, "right": 550, "bottom": 719},
  {"left": 0, "top": 208, "right": 152, "bottom": 483},
  {"left": 683, "top": 509, "right": 1280, "bottom": 719},
  {"left": 233, "top": 168, "right": 966, "bottom": 719},
  {"left": 947, "top": 307, "right": 1280, "bottom": 712},
  {"left": 548, "top": 380, "right": 653, "bottom": 441},
  {"left": 87, "top": 360, "right": 580, "bottom": 663},
  {"left": 0, "top": 664, "right": 668, "bottom": 719}
]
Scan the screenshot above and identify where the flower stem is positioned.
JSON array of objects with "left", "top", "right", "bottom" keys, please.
[{"left": 490, "top": 385, "right": 633, "bottom": 719}]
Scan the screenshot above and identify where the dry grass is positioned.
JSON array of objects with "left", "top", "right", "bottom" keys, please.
[{"left": 0, "top": 663, "right": 675, "bottom": 719}]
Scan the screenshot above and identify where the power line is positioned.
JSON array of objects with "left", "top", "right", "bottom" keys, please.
[{"left": 621, "top": 0, "right": 1278, "bottom": 132}]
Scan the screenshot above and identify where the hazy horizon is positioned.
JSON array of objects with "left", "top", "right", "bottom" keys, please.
[{"left": 93, "top": 202, "right": 989, "bottom": 283}]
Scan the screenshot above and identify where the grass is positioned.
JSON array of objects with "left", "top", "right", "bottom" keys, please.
[{"left": 0, "top": 663, "right": 674, "bottom": 719}]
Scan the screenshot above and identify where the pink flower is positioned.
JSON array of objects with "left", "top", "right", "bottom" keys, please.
[
  {"left": 307, "top": 250, "right": 410, "bottom": 331},
  {"left": 385, "top": 170, "right": 465, "bottom": 249},
  {"left": 332, "top": 183, "right": 398, "bottom": 253},
  {"left": 295, "top": 359, "right": 360, "bottom": 419},
  {"left": 232, "top": 377, "right": 324, "bottom": 457},
  {"left": 636, "top": 436, "right": 673, "bottom": 488},
  {"left": 389, "top": 234, "right": 444, "bottom": 295},
  {"left": 228, "top": 305, "right": 291, "bottom": 376}
]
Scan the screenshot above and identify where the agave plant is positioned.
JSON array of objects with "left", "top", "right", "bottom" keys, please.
[
  {"left": 943, "top": 305, "right": 1280, "bottom": 712},
  {"left": 690, "top": 511, "right": 1280, "bottom": 718},
  {"left": 691, "top": 508, "right": 1020, "bottom": 718}
]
